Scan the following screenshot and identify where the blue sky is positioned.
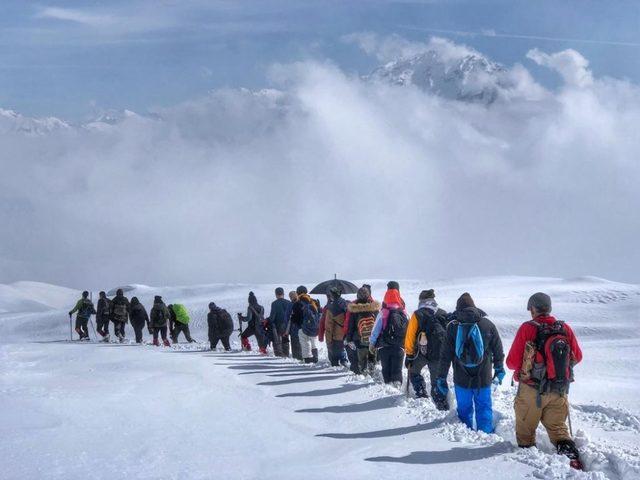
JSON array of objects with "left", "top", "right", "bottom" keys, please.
[{"left": 1, "top": 1, "right": 639, "bottom": 120}]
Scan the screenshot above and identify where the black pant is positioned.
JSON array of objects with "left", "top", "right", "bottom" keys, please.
[
  {"left": 210, "top": 336, "right": 231, "bottom": 350},
  {"left": 290, "top": 330, "right": 302, "bottom": 360},
  {"left": 327, "top": 340, "right": 345, "bottom": 367},
  {"left": 153, "top": 326, "right": 168, "bottom": 342},
  {"left": 75, "top": 317, "right": 89, "bottom": 339},
  {"left": 270, "top": 326, "right": 284, "bottom": 357},
  {"left": 282, "top": 334, "right": 290, "bottom": 357},
  {"left": 346, "top": 344, "right": 359, "bottom": 373},
  {"left": 172, "top": 322, "right": 194, "bottom": 342},
  {"left": 96, "top": 316, "right": 109, "bottom": 336},
  {"left": 112, "top": 320, "right": 126, "bottom": 338},
  {"left": 131, "top": 319, "right": 145, "bottom": 343},
  {"left": 378, "top": 346, "right": 404, "bottom": 384}
]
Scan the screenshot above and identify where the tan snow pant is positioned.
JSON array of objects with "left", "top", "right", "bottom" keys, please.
[{"left": 514, "top": 383, "right": 571, "bottom": 447}]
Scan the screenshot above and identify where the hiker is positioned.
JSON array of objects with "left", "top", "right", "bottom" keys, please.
[
  {"left": 208, "top": 302, "right": 234, "bottom": 351},
  {"left": 319, "top": 286, "right": 349, "bottom": 367},
  {"left": 437, "top": 293, "right": 505, "bottom": 434},
  {"left": 169, "top": 304, "right": 196, "bottom": 343},
  {"left": 287, "top": 291, "right": 302, "bottom": 360},
  {"left": 345, "top": 286, "right": 379, "bottom": 375},
  {"left": 95, "top": 291, "right": 111, "bottom": 342},
  {"left": 110, "top": 289, "right": 130, "bottom": 342},
  {"left": 369, "top": 281, "right": 408, "bottom": 385},
  {"left": 238, "top": 292, "right": 267, "bottom": 354},
  {"left": 506, "top": 292, "right": 584, "bottom": 469},
  {"left": 405, "top": 289, "right": 449, "bottom": 410},
  {"left": 267, "top": 287, "right": 291, "bottom": 357},
  {"left": 149, "top": 295, "right": 171, "bottom": 346},
  {"left": 291, "top": 286, "right": 321, "bottom": 363},
  {"left": 129, "top": 297, "right": 149, "bottom": 344},
  {"left": 68, "top": 291, "right": 96, "bottom": 340}
]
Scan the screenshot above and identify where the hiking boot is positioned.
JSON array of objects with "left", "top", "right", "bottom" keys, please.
[
  {"left": 162, "top": 338, "right": 171, "bottom": 347},
  {"left": 153, "top": 338, "right": 160, "bottom": 346},
  {"left": 241, "top": 337, "right": 252, "bottom": 351},
  {"left": 259, "top": 347, "right": 268, "bottom": 355},
  {"left": 415, "top": 390, "right": 429, "bottom": 399},
  {"left": 311, "top": 348, "right": 319, "bottom": 363},
  {"left": 557, "top": 440, "right": 583, "bottom": 470},
  {"left": 101, "top": 335, "right": 110, "bottom": 343},
  {"left": 304, "top": 358, "right": 313, "bottom": 364}
]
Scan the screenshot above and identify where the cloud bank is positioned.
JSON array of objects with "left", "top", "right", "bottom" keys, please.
[{"left": 1, "top": 36, "right": 638, "bottom": 288}]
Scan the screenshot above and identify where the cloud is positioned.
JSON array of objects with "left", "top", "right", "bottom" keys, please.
[
  {"left": 36, "top": 7, "right": 116, "bottom": 28},
  {"left": 527, "top": 48, "right": 593, "bottom": 88},
  {"left": 1, "top": 38, "right": 639, "bottom": 287}
]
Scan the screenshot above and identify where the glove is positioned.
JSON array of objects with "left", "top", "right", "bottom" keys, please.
[
  {"left": 368, "top": 344, "right": 376, "bottom": 355},
  {"left": 347, "top": 342, "right": 356, "bottom": 350},
  {"left": 404, "top": 357, "right": 413, "bottom": 369},
  {"left": 493, "top": 367, "right": 506, "bottom": 385},
  {"left": 436, "top": 377, "right": 449, "bottom": 396},
  {"left": 68, "top": 312, "right": 72, "bottom": 317}
]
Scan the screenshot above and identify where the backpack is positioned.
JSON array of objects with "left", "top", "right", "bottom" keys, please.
[
  {"left": 455, "top": 322, "right": 485, "bottom": 368},
  {"left": 100, "top": 299, "right": 111, "bottom": 317},
  {"left": 78, "top": 299, "right": 94, "bottom": 319},
  {"left": 381, "top": 308, "right": 408, "bottom": 346},
  {"left": 416, "top": 309, "right": 446, "bottom": 360},
  {"left": 113, "top": 302, "right": 127, "bottom": 320},
  {"left": 219, "top": 309, "right": 233, "bottom": 333},
  {"left": 152, "top": 305, "right": 166, "bottom": 324},
  {"left": 301, "top": 302, "right": 320, "bottom": 336},
  {"left": 530, "top": 320, "right": 573, "bottom": 391},
  {"left": 357, "top": 315, "right": 376, "bottom": 346}
]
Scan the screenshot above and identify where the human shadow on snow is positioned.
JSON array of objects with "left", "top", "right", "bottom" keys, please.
[
  {"left": 225, "top": 363, "right": 303, "bottom": 370},
  {"left": 276, "top": 383, "right": 370, "bottom": 398},
  {"left": 296, "top": 395, "right": 403, "bottom": 414},
  {"left": 317, "top": 418, "right": 444, "bottom": 439},
  {"left": 258, "top": 375, "right": 346, "bottom": 386},
  {"left": 266, "top": 371, "right": 348, "bottom": 378},
  {"left": 238, "top": 367, "right": 326, "bottom": 375},
  {"left": 366, "top": 442, "right": 513, "bottom": 465}
]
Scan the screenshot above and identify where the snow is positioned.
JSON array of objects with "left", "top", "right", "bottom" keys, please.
[{"left": 1, "top": 276, "right": 639, "bottom": 479}]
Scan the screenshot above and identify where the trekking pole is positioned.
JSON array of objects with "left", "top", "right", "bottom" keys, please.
[
  {"left": 69, "top": 313, "right": 72, "bottom": 341},
  {"left": 405, "top": 367, "right": 410, "bottom": 398}
]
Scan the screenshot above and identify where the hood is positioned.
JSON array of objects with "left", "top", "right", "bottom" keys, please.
[
  {"left": 383, "top": 289, "right": 405, "bottom": 308},
  {"left": 328, "top": 297, "right": 348, "bottom": 316},
  {"left": 347, "top": 300, "right": 381, "bottom": 313}
]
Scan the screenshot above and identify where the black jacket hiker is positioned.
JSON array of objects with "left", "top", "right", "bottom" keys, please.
[
  {"left": 129, "top": 297, "right": 149, "bottom": 343},
  {"left": 208, "top": 303, "right": 234, "bottom": 351}
]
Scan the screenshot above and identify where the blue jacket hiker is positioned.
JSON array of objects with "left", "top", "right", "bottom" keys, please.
[{"left": 437, "top": 293, "right": 505, "bottom": 434}]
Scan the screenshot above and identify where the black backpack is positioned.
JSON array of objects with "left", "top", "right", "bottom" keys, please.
[
  {"left": 416, "top": 309, "right": 446, "bottom": 360},
  {"left": 382, "top": 308, "right": 408, "bottom": 346},
  {"left": 152, "top": 305, "right": 166, "bottom": 324},
  {"left": 78, "top": 299, "right": 94, "bottom": 319}
]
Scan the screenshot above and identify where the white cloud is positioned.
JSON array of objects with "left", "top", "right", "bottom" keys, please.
[
  {"left": 37, "top": 7, "right": 117, "bottom": 28},
  {"left": 1, "top": 39, "right": 638, "bottom": 286},
  {"left": 527, "top": 48, "right": 594, "bottom": 87}
]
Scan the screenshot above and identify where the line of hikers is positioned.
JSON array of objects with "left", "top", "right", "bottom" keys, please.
[{"left": 68, "top": 281, "right": 584, "bottom": 469}]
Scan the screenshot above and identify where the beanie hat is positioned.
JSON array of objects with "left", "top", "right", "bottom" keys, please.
[
  {"left": 527, "top": 292, "right": 552, "bottom": 313},
  {"left": 456, "top": 292, "right": 475, "bottom": 311},
  {"left": 356, "top": 287, "right": 369, "bottom": 302},
  {"left": 296, "top": 285, "right": 308, "bottom": 295},
  {"left": 387, "top": 281, "right": 400, "bottom": 290},
  {"left": 419, "top": 289, "right": 435, "bottom": 301},
  {"left": 209, "top": 302, "right": 216, "bottom": 310},
  {"left": 154, "top": 295, "right": 162, "bottom": 302}
]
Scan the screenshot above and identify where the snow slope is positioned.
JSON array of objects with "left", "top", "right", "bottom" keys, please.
[{"left": 0, "top": 276, "right": 639, "bottom": 479}]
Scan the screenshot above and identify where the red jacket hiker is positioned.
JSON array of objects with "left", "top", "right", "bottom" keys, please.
[{"left": 506, "top": 315, "right": 583, "bottom": 384}]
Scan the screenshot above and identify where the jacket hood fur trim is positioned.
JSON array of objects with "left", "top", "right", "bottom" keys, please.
[{"left": 347, "top": 301, "right": 381, "bottom": 313}]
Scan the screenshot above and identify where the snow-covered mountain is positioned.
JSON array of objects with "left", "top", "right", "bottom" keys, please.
[
  {"left": 0, "top": 108, "right": 70, "bottom": 135},
  {"left": 367, "top": 50, "right": 513, "bottom": 104}
]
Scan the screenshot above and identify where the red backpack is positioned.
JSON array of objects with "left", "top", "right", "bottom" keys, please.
[{"left": 530, "top": 319, "right": 573, "bottom": 391}]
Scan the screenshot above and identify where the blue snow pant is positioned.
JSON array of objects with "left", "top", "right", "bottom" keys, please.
[{"left": 454, "top": 385, "right": 494, "bottom": 433}]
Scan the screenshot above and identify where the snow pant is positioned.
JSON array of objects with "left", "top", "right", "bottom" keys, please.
[
  {"left": 327, "top": 340, "right": 345, "bottom": 367},
  {"left": 172, "top": 323, "right": 194, "bottom": 343},
  {"left": 131, "top": 319, "right": 145, "bottom": 343},
  {"left": 514, "top": 383, "right": 571, "bottom": 447},
  {"left": 96, "top": 316, "right": 109, "bottom": 337},
  {"left": 112, "top": 320, "right": 126, "bottom": 339},
  {"left": 152, "top": 326, "right": 168, "bottom": 342},
  {"left": 378, "top": 346, "right": 404, "bottom": 384},
  {"left": 241, "top": 323, "right": 267, "bottom": 349},
  {"left": 270, "top": 326, "right": 284, "bottom": 357},
  {"left": 75, "top": 317, "right": 89, "bottom": 339},
  {"left": 299, "top": 331, "right": 318, "bottom": 361},
  {"left": 346, "top": 344, "right": 359, "bottom": 373},
  {"left": 409, "top": 354, "right": 449, "bottom": 409},
  {"left": 358, "top": 347, "right": 375, "bottom": 375},
  {"left": 290, "top": 330, "right": 302, "bottom": 360},
  {"left": 210, "top": 336, "right": 231, "bottom": 351},
  {"left": 454, "top": 385, "right": 493, "bottom": 433},
  {"left": 281, "top": 334, "right": 290, "bottom": 357}
]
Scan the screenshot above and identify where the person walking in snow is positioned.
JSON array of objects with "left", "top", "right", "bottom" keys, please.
[
  {"left": 287, "top": 290, "right": 302, "bottom": 360},
  {"left": 238, "top": 292, "right": 267, "bottom": 354},
  {"left": 68, "top": 290, "right": 96, "bottom": 340},
  {"left": 95, "top": 291, "right": 111, "bottom": 342},
  {"left": 404, "top": 289, "right": 449, "bottom": 409},
  {"left": 109, "top": 289, "right": 130, "bottom": 343},
  {"left": 506, "top": 292, "right": 584, "bottom": 469},
  {"left": 369, "top": 281, "right": 408, "bottom": 385},
  {"left": 267, "top": 287, "right": 291, "bottom": 357},
  {"left": 345, "top": 286, "right": 379, "bottom": 375},
  {"left": 169, "top": 304, "right": 196, "bottom": 343},
  {"left": 129, "top": 297, "right": 149, "bottom": 344},
  {"left": 291, "top": 286, "right": 321, "bottom": 363},
  {"left": 149, "top": 295, "right": 171, "bottom": 346},
  {"left": 319, "top": 286, "right": 349, "bottom": 367},
  {"left": 437, "top": 293, "right": 505, "bottom": 434},
  {"left": 208, "top": 302, "right": 234, "bottom": 351}
]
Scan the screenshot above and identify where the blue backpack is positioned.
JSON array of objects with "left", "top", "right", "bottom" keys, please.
[
  {"left": 455, "top": 322, "right": 485, "bottom": 368},
  {"left": 301, "top": 301, "right": 320, "bottom": 336}
]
